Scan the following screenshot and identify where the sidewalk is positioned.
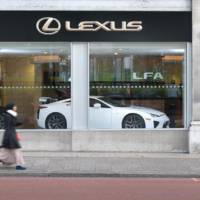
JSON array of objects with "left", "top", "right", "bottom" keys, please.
[{"left": 1, "top": 152, "right": 200, "bottom": 177}]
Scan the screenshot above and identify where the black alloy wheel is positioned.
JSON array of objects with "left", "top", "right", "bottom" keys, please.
[
  {"left": 122, "top": 114, "right": 145, "bottom": 128},
  {"left": 45, "top": 113, "right": 67, "bottom": 129}
]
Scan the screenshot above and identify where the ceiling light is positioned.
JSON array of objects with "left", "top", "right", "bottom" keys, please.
[
  {"left": 162, "top": 55, "right": 184, "bottom": 62},
  {"left": 33, "top": 55, "right": 61, "bottom": 63}
]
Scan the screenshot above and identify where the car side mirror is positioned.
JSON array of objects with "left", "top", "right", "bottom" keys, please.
[{"left": 93, "top": 103, "right": 101, "bottom": 108}]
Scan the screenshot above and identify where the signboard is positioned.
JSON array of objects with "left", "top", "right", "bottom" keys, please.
[{"left": 0, "top": 11, "right": 192, "bottom": 42}]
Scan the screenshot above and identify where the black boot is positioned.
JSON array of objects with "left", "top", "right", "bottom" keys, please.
[{"left": 16, "top": 165, "right": 26, "bottom": 170}]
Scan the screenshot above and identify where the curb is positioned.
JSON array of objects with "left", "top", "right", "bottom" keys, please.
[{"left": 0, "top": 172, "right": 200, "bottom": 178}]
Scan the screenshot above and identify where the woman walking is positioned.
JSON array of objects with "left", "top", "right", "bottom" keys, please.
[{"left": 0, "top": 103, "right": 26, "bottom": 170}]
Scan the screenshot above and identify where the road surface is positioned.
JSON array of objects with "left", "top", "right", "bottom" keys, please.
[{"left": 0, "top": 178, "right": 200, "bottom": 200}]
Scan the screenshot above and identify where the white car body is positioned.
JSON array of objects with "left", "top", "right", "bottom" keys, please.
[{"left": 37, "top": 96, "right": 170, "bottom": 129}]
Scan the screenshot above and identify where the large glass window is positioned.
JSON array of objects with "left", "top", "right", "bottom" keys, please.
[
  {"left": 89, "top": 43, "right": 186, "bottom": 129},
  {"left": 0, "top": 43, "right": 71, "bottom": 129}
]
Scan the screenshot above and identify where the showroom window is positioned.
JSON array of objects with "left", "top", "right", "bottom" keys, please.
[
  {"left": 89, "top": 43, "right": 187, "bottom": 129},
  {"left": 0, "top": 43, "right": 71, "bottom": 129}
]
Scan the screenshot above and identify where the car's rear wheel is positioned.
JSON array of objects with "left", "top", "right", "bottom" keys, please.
[
  {"left": 122, "top": 114, "right": 145, "bottom": 128},
  {"left": 45, "top": 113, "right": 67, "bottom": 129}
]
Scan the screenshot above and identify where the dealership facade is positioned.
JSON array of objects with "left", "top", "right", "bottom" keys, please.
[{"left": 0, "top": 0, "right": 200, "bottom": 153}]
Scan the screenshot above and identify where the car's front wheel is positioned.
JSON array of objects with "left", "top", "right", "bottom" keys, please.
[
  {"left": 122, "top": 114, "right": 145, "bottom": 128},
  {"left": 45, "top": 113, "right": 67, "bottom": 129}
]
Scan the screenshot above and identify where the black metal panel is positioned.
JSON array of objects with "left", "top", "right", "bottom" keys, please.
[{"left": 0, "top": 11, "right": 192, "bottom": 42}]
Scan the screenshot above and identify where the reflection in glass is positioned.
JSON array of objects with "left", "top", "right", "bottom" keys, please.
[
  {"left": 0, "top": 43, "right": 71, "bottom": 129},
  {"left": 89, "top": 43, "right": 186, "bottom": 129}
]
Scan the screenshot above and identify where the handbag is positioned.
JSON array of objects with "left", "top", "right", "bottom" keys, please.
[{"left": 16, "top": 133, "right": 22, "bottom": 141}]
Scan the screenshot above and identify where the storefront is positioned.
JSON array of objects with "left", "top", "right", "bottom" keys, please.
[{"left": 0, "top": 4, "right": 194, "bottom": 152}]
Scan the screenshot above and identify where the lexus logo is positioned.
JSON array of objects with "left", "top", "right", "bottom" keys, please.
[
  {"left": 36, "top": 17, "right": 143, "bottom": 35},
  {"left": 36, "top": 17, "right": 61, "bottom": 35}
]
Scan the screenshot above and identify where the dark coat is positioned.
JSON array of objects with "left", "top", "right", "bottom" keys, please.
[{"left": 1, "top": 112, "right": 21, "bottom": 149}]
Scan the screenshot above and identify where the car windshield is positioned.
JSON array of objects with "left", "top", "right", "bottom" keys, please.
[{"left": 98, "top": 97, "right": 127, "bottom": 107}]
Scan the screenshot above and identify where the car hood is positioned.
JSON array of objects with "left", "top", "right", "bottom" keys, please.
[{"left": 129, "top": 105, "right": 165, "bottom": 116}]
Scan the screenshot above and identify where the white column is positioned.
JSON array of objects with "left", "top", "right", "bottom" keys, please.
[
  {"left": 189, "top": 0, "right": 200, "bottom": 153},
  {"left": 71, "top": 43, "right": 89, "bottom": 130}
]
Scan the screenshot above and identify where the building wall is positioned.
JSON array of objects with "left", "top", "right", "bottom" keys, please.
[
  {"left": 189, "top": 0, "right": 200, "bottom": 153},
  {"left": 0, "top": 0, "right": 191, "bottom": 11},
  {"left": 0, "top": 0, "right": 193, "bottom": 152},
  {"left": 0, "top": 129, "right": 188, "bottom": 152}
]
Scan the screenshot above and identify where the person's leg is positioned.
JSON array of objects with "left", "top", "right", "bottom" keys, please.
[
  {"left": 0, "top": 148, "right": 8, "bottom": 161},
  {"left": 0, "top": 148, "right": 16, "bottom": 164},
  {"left": 13, "top": 149, "right": 26, "bottom": 170}
]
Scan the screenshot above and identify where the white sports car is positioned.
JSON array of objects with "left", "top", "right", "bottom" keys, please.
[{"left": 37, "top": 96, "right": 170, "bottom": 129}]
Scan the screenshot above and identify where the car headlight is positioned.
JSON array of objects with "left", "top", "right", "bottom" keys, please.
[{"left": 150, "top": 113, "right": 160, "bottom": 118}]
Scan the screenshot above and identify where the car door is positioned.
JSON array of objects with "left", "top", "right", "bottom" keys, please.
[{"left": 89, "top": 98, "right": 112, "bottom": 129}]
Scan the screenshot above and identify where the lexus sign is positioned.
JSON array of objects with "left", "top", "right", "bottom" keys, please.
[
  {"left": 0, "top": 11, "right": 192, "bottom": 41},
  {"left": 36, "top": 17, "right": 61, "bottom": 35},
  {"left": 36, "top": 17, "right": 143, "bottom": 35}
]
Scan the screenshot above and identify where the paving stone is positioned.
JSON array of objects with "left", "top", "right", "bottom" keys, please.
[{"left": 1, "top": 152, "right": 200, "bottom": 177}]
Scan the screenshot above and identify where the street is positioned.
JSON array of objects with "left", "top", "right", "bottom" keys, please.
[{"left": 0, "top": 178, "right": 200, "bottom": 200}]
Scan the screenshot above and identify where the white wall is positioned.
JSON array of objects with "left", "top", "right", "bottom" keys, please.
[
  {"left": 189, "top": 0, "right": 200, "bottom": 153},
  {"left": 0, "top": 130, "right": 188, "bottom": 152},
  {"left": 0, "top": 0, "right": 191, "bottom": 11}
]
